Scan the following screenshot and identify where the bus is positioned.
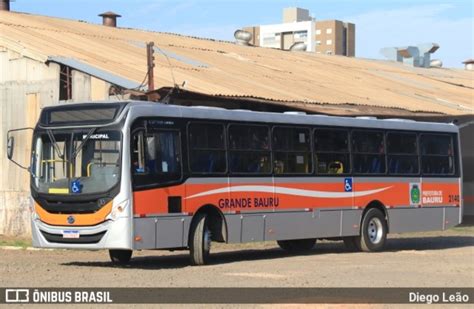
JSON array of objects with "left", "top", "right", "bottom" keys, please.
[{"left": 6, "top": 101, "right": 463, "bottom": 265}]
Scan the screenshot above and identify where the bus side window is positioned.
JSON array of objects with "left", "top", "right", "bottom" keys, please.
[
  {"left": 387, "top": 132, "right": 419, "bottom": 175},
  {"left": 131, "top": 128, "right": 182, "bottom": 187},
  {"left": 147, "top": 131, "right": 181, "bottom": 175},
  {"left": 314, "top": 129, "right": 350, "bottom": 174},
  {"left": 229, "top": 124, "right": 271, "bottom": 174},
  {"left": 188, "top": 123, "right": 226, "bottom": 174},
  {"left": 273, "top": 126, "right": 312, "bottom": 174},
  {"left": 421, "top": 134, "right": 454, "bottom": 175},
  {"left": 352, "top": 130, "right": 386, "bottom": 174}
]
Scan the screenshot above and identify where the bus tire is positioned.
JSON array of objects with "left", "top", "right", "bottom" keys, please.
[
  {"left": 109, "top": 249, "right": 132, "bottom": 265},
  {"left": 189, "top": 213, "right": 211, "bottom": 266},
  {"left": 343, "top": 237, "right": 360, "bottom": 251},
  {"left": 277, "top": 238, "right": 316, "bottom": 253},
  {"left": 356, "top": 208, "right": 387, "bottom": 252}
]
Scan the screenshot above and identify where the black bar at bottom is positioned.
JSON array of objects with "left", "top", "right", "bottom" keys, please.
[{"left": 0, "top": 288, "right": 472, "bottom": 304}]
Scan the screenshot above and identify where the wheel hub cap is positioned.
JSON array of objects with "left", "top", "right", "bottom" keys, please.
[{"left": 368, "top": 217, "right": 383, "bottom": 244}]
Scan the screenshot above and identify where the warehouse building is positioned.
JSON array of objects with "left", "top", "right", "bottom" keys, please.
[{"left": 0, "top": 7, "right": 473, "bottom": 235}]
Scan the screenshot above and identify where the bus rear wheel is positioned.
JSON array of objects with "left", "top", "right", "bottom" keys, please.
[
  {"left": 189, "top": 213, "right": 211, "bottom": 266},
  {"left": 356, "top": 208, "right": 387, "bottom": 252},
  {"left": 109, "top": 249, "right": 132, "bottom": 265},
  {"left": 277, "top": 238, "right": 316, "bottom": 253}
]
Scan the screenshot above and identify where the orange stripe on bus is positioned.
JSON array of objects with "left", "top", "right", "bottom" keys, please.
[
  {"left": 35, "top": 201, "right": 112, "bottom": 226},
  {"left": 133, "top": 181, "right": 461, "bottom": 215}
]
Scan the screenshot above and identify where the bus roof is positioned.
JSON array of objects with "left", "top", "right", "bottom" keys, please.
[
  {"left": 39, "top": 100, "right": 459, "bottom": 133},
  {"left": 125, "top": 101, "right": 458, "bottom": 133}
]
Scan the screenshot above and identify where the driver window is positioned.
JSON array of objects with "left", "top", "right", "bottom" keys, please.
[
  {"left": 132, "top": 129, "right": 182, "bottom": 188},
  {"left": 145, "top": 132, "right": 180, "bottom": 174}
]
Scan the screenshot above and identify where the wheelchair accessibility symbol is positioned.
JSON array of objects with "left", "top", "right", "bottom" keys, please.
[
  {"left": 344, "top": 178, "right": 352, "bottom": 192},
  {"left": 71, "top": 180, "right": 82, "bottom": 194}
]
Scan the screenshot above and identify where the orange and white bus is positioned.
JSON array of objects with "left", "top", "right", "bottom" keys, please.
[{"left": 7, "top": 101, "right": 463, "bottom": 265}]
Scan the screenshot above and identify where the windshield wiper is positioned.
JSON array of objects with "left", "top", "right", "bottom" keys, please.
[
  {"left": 71, "top": 128, "right": 96, "bottom": 159},
  {"left": 46, "top": 129, "right": 64, "bottom": 159}
]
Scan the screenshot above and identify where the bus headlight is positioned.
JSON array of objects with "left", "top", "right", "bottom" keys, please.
[
  {"left": 29, "top": 199, "right": 39, "bottom": 220},
  {"left": 108, "top": 200, "right": 129, "bottom": 220},
  {"left": 30, "top": 204, "right": 38, "bottom": 220}
]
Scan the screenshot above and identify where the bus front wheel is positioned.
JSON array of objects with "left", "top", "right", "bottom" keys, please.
[
  {"left": 277, "top": 238, "right": 316, "bottom": 253},
  {"left": 189, "top": 213, "right": 211, "bottom": 266},
  {"left": 356, "top": 208, "right": 387, "bottom": 252},
  {"left": 109, "top": 249, "right": 132, "bottom": 265}
]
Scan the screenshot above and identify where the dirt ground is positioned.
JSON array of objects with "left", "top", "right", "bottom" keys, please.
[{"left": 0, "top": 227, "right": 473, "bottom": 288}]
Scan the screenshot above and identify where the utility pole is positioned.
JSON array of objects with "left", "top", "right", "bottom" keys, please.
[{"left": 146, "top": 42, "right": 155, "bottom": 91}]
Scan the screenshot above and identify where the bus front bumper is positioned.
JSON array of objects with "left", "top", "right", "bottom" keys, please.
[{"left": 31, "top": 217, "right": 132, "bottom": 250}]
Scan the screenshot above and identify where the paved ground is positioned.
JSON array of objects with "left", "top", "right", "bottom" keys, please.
[{"left": 1, "top": 227, "right": 472, "bottom": 289}]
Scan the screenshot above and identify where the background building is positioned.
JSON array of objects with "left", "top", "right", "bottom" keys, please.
[
  {"left": 380, "top": 43, "right": 440, "bottom": 68},
  {"left": 315, "top": 20, "right": 355, "bottom": 56},
  {"left": 244, "top": 7, "right": 355, "bottom": 56},
  {"left": 463, "top": 59, "right": 474, "bottom": 70}
]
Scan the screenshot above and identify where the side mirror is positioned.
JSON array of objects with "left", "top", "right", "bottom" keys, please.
[
  {"left": 6, "top": 136, "right": 14, "bottom": 160},
  {"left": 6, "top": 127, "right": 34, "bottom": 171}
]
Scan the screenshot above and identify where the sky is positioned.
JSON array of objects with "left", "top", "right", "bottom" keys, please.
[{"left": 11, "top": 0, "right": 474, "bottom": 68}]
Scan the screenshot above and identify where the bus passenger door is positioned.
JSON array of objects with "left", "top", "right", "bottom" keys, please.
[
  {"left": 131, "top": 123, "right": 187, "bottom": 249},
  {"left": 131, "top": 126, "right": 184, "bottom": 216}
]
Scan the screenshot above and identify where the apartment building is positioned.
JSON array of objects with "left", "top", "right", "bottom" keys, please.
[
  {"left": 315, "top": 20, "right": 355, "bottom": 56},
  {"left": 244, "top": 7, "right": 355, "bottom": 56}
]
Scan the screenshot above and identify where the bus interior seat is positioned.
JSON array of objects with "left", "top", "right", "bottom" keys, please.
[
  {"left": 248, "top": 160, "right": 260, "bottom": 173},
  {"left": 389, "top": 158, "right": 400, "bottom": 174},
  {"left": 229, "top": 154, "right": 239, "bottom": 173},
  {"left": 328, "top": 161, "right": 343, "bottom": 174},
  {"left": 274, "top": 161, "right": 284, "bottom": 174},
  {"left": 193, "top": 153, "right": 213, "bottom": 173},
  {"left": 147, "top": 159, "right": 156, "bottom": 173},
  {"left": 355, "top": 157, "right": 370, "bottom": 174},
  {"left": 353, "top": 162, "right": 361, "bottom": 174},
  {"left": 370, "top": 157, "right": 381, "bottom": 173},
  {"left": 207, "top": 153, "right": 216, "bottom": 173}
]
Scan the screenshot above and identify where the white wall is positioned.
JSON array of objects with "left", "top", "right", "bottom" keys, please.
[
  {"left": 0, "top": 50, "right": 61, "bottom": 236},
  {"left": 259, "top": 21, "right": 315, "bottom": 52},
  {"left": 72, "top": 71, "right": 111, "bottom": 102},
  {"left": 0, "top": 49, "right": 115, "bottom": 236}
]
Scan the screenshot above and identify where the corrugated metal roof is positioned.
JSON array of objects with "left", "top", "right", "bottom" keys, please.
[
  {"left": 128, "top": 40, "right": 209, "bottom": 68},
  {"left": 47, "top": 56, "right": 144, "bottom": 90},
  {"left": 0, "top": 11, "right": 472, "bottom": 115}
]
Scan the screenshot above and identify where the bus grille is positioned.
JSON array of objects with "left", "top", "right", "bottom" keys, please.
[
  {"left": 40, "top": 230, "right": 106, "bottom": 244},
  {"left": 36, "top": 200, "right": 103, "bottom": 214}
]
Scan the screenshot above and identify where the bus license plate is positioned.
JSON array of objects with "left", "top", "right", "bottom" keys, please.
[{"left": 62, "top": 230, "right": 80, "bottom": 238}]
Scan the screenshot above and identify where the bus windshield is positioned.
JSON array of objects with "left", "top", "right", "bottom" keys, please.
[{"left": 31, "top": 129, "right": 121, "bottom": 195}]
